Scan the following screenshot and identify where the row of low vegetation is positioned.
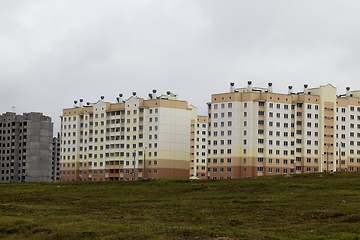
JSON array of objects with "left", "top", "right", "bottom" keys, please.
[{"left": 1, "top": 172, "right": 360, "bottom": 239}]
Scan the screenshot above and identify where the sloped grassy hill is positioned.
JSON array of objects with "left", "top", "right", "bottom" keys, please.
[{"left": 1, "top": 172, "right": 360, "bottom": 239}]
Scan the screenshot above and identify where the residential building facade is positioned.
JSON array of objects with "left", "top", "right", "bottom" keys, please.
[
  {"left": 195, "top": 115, "right": 208, "bottom": 179},
  {"left": 0, "top": 112, "right": 54, "bottom": 182},
  {"left": 58, "top": 82, "right": 360, "bottom": 181},
  {"left": 60, "top": 91, "right": 192, "bottom": 181},
  {"left": 52, "top": 134, "right": 60, "bottom": 181},
  {"left": 206, "top": 82, "right": 360, "bottom": 179}
]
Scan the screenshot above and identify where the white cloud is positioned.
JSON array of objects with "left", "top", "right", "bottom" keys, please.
[{"left": 1, "top": 0, "right": 360, "bottom": 133}]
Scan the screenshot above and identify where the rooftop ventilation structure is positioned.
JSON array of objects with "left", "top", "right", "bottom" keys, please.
[
  {"left": 230, "top": 82, "right": 235, "bottom": 92},
  {"left": 304, "top": 84, "right": 308, "bottom": 95},
  {"left": 288, "top": 86, "right": 293, "bottom": 94},
  {"left": 247, "top": 81, "right": 252, "bottom": 92}
]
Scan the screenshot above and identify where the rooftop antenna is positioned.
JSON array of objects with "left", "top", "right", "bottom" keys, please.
[{"left": 12, "top": 106, "right": 15, "bottom": 113}]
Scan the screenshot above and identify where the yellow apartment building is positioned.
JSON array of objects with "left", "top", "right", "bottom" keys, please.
[
  {"left": 194, "top": 115, "right": 208, "bottom": 179},
  {"left": 59, "top": 82, "right": 360, "bottom": 181},
  {"left": 207, "top": 82, "right": 360, "bottom": 179},
  {"left": 60, "top": 91, "right": 193, "bottom": 181}
]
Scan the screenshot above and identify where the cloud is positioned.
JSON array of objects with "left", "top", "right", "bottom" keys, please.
[{"left": 1, "top": 0, "right": 360, "bottom": 133}]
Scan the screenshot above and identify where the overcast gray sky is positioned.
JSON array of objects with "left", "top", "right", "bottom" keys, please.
[{"left": 1, "top": 0, "right": 360, "bottom": 135}]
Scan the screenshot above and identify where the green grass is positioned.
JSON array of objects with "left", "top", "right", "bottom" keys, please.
[{"left": 1, "top": 172, "right": 360, "bottom": 239}]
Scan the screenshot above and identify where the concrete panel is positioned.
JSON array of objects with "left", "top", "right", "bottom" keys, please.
[
  {"left": 29, "top": 135, "right": 40, "bottom": 142},
  {"left": 29, "top": 122, "right": 41, "bottom": 129}
]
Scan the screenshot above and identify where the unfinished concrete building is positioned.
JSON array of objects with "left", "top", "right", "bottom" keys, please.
[{"left": 0, "top": 112, "right": 54, "bottom": 182}]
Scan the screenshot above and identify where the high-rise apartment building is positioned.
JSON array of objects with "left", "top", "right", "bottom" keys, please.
[
  {"left": 206, "top": 82, "right": 360, "bottom": 179},
  {"left": 60, "top": 91, "right": 193, "bottom": 181},
  {"left": 58, "top": 82, "right": 360, "bottom": 181},
  {"left": 189, "top": 105, "right": 197, "bottom": 178},
  {"left": 52, "top": 134, "right": 60, "bottom": 181},
  {"left": 0, "top": 112, "right": 54, "bottom": 182},
  {"left": 194, "top": 115, "right": 208, "bottom": 179}
]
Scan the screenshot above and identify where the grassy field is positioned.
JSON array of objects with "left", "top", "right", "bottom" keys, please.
[{"left": 1, "top": 172, "right": 360, "bottom": 240}]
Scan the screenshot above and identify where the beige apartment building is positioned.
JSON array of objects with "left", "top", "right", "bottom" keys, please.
[
  {"left": 193, "top": 115, "right": 208, "bottom": 179},
  {"left": 206, "top": 81, "right": 360, "bottom": 179},
  {"left": 60, "top": 91, "right": 194, "bottom": 181},
  {"left": 59, "top": 82, "right": 360, "bottom": 181}
]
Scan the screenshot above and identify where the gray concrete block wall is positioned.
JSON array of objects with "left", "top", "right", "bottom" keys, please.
[
  {"left": 0, "top": 112, "right": 54, "bottom": 182},
  {"left": 52, "top": 135, "right": 60, "bottom": 181}
]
